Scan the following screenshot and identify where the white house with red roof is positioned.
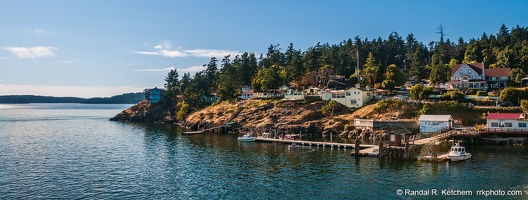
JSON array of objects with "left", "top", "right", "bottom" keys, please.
[
  {"left": 238, "top": 86, "right": 254, "bottom": 100},
  {"left": 486, "top": 113, "right": 528, "bottom": 132},
  {"left": 446, "top": 62, "right": 510, "bottom": 90}
]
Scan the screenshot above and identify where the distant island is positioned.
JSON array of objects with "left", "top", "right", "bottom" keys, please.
[{"left": 0, "top": 92, "right": 144, "bottom": 104}]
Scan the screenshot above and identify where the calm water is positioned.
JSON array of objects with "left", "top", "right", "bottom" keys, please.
[{"left": 1, "top": 104, "right": 527, "bottom": 199}]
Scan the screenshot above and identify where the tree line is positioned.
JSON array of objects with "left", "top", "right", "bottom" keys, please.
[
  {"left": 0, "top": 93, "right": 144, "bottom": 104},
  {"left": 162, "top": 24, "right": 528, "bottom": 120}
]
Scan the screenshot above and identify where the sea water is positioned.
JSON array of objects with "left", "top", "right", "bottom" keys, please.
[{"left": 0, "top": 104, "right": 527, "bottom": 199}]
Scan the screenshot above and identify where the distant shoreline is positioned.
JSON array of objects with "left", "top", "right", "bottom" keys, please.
[{"left": 0, "top": 93, "right": 144, "bottom": 104}]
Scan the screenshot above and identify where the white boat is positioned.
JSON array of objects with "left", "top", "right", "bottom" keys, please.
[
  {"left": 237, "top": 134, "right": 256, "bottom": 142},
  {"left": 448, "top": 143, "right": 471, "bottom": 161}
]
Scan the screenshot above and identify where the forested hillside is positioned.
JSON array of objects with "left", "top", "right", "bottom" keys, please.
[{"left": 157, "top": 24, "right": 528, "bottom": 121}]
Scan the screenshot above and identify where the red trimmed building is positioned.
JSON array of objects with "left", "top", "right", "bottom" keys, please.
[
  {"left": 486, "top": 113, "right": 528, "bottom": 132},
  {"left": 446, "top": 62, "right": 510, "bottom": 90}
]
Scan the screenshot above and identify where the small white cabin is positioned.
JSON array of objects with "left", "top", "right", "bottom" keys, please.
[{"left": 418, "top": 115, "right": 453, "bottom": 133}]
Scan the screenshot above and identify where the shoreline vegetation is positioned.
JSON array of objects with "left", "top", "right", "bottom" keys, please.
[
  {"left": 0, "top": 93, "right": 144, "bottom": 104},
  {"left": 110, "top": 98, "right": 523, "bottom": 139}
]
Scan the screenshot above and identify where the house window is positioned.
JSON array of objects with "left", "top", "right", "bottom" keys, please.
[
  {"left": 519, "top": 123, "right": 527, "bottom": 128},
  {"left": 459, "top": 70, "right": 463, "bottom": 74},
  {"left": 468, "top": 70, "right": 471, "bottom": 74},
  {"left": 346, "top": 92, "right": 351, "bottom": 96},
  {"left": 455, "top": 77, "right": 459, "bottom": 80},
  {"left": 491, "top": 122, "right": 499, "bottom": 127},
  {"left": 350, "top": 99, "right": 357, "bottom": 104},
  {"left": 505, "top": 123, "right": 513, "bottom": 127},
  {"left": 472, "top": 76, "right": 476, "bottom": 79}
]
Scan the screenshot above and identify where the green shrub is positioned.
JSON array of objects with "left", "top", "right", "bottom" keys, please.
[{"left": 476, "top": 90, "right": 487, "bottom": 96}]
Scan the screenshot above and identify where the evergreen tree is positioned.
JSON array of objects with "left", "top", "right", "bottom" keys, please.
[
  {"left": 362, "top": 52, "right": 380, "bottom": 87},
  {"left": 382, "top": 64, "right": 406, "bottom": 90},
  {"left": 164, "top": 68, "right": 179, "bottom": 90}
]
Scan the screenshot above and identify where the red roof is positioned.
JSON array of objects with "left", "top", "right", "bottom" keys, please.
[
  {"left": 451, "top": 63, "right": 484, "bottom": 76},
  {"left": 486, "top": 113, "right": 522, "bottom": 120},
  {"left": 485, "top": 68, "right": 511, "bottom": 77},
  {"left": 450, "top": 62, "right": 510, "bottom": 78}
]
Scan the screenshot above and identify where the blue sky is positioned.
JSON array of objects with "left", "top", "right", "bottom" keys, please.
[{"left": 1, "top": 0, "right": 527, "bottom": 97}]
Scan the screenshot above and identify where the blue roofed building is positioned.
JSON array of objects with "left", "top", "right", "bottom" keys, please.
[{"left": 144, "top": 87, "right": 167, "bottom": 103}]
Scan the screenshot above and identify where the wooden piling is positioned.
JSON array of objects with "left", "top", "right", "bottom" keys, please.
[{"left": 354, "top": 139, "right": 360, "bottom": 157}]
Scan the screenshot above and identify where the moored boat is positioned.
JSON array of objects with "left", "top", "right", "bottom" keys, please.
[
  {"left": 237, "top": 134, "right": 256, "bottom": 142},
  {"left": 447, "top": 143, "right": 471, "bottom": 161}
]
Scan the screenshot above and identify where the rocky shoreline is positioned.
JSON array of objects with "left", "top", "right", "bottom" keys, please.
[{"left": 109, "top": 100, "right": 175, "bottom": 123}]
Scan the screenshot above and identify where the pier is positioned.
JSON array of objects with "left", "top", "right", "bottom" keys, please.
[{"left": 255, "top": 137, "right": 376, "bottom": 149}]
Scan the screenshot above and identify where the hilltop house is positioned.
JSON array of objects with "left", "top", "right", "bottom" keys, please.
[
  {"left": 303, "top": 87, "right": 323, "bottom": 97},
  {"left": 254, "top": 90, "right": 283, "bottom": 99},
  {"left": 446, "top": 62, "right": 510, "bottom": 90},
  {"left": 321, "top": 87, "right": 373, "bottom": 108},
  {"left": 486, "top": 113, "right": 528, "bottom": 132},
  {"left": 144, "top": 87, "right": 167, "bottom": 103},
  {"left": 239, "top": 86, "right": 254, "bottom": 100},
  {"left": 283, "top": 88, "right": 304, "bottom": 100},
  {"left": 418, "top": 115, "right": 453, "bottom": 133}
]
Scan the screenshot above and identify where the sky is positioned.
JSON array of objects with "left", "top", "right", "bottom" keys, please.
[{"left": 1, "top": 0, "right": 527, "bottom": 98}]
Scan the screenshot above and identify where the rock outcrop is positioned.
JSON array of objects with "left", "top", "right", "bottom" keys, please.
[{"left": 109, "top": 100, "right": 174, "bottom": 123}]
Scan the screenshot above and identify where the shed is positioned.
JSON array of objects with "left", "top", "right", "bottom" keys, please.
[{"left": 418, "top": 115, "right": 453, "bottom": 133}]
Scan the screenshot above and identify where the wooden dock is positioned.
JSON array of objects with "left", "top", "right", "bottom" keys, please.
[
  {"left": 182, "top": 130, "right": 205, "bottom": 135},
  {"left": 255, "top": 137, "right": 376, "bottom": 149}
]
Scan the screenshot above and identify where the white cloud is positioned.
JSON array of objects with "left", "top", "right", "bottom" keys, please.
[
  {"left": 136, "top": 41, "right": 239, "bottom": 58},
  {"left": 178, "top": 66, "right": 206, "bottom": 74},
  {"left": 134, "top": 67, "right": 175, "bottom": 72},
  {"left": 3, "top": 46, "right": 57, "bottom": 58},
  {"left": 159, "top": 49, "right": 188, "bottom": 57},
  {"left": 22, "top": 29, "right": 51, "bottom": 35},
  {"left": 185, "top": 49, "right": 240, "bottom": 58},
  {"left": 133, "top": 66, "right": 205, "bottom": 75},
  {"left": 0, "top": 84, "right": 146, "bottom": 98}
]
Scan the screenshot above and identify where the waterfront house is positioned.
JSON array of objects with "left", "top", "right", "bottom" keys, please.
[
  {"left": 144, "top": 87, "right": 166, "bottom": 103},
  {"left": 283, "top": 88, "right": 304, "bottom": 100},
  {"left": 321, "top": 87, "right": 373, "bottom": 108},
  {"left": 239, "top": 89, "right": 254, "bottom": 100},
  {"left": 418, "top": 115, "right": 453, "bottom": 133},
  {"left": 279, "top": 84, "right": 290, "bottom": 91},
  {"left": 486, "top": 113, "right": 528, "bottom": 132},
  {"left": 254, "top": 90, "right": 283, "bottom": 99},
  {"left": 238, "top": 86, "right": 254, "bottom": 100},
  {"left": 303, "top": 87, "right": 322, "bottom": 97},
  {"left": 445, "top": 62, "right": 510, "bottom": 90}
]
